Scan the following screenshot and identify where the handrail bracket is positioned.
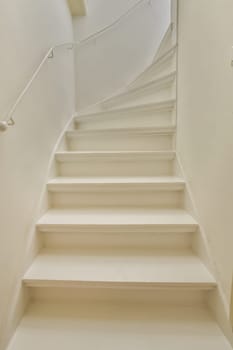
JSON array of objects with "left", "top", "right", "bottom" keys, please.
[{"left": 0, "top": 118, "right": 15, "bottom": 132}]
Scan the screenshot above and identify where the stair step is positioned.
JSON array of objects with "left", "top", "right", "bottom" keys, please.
[
  {"left": 129, "top": 45, "right": 177, "bottom": 89},
  {"left": 75, "top": 100, "right": 175, "bottom": 131},
  {"left": 37, "top": 209, "right": 198, "bottom": 233},
  {"left": 55, "top": 151, "right": 175, "bottom": 177},
  {"left": 75, "top": 99, "right": 175, "bottom": 125},
  {"left": 23, "top": 248, "right": 216, "bottom": 289},
  {"left": 66, "top": 127, "right": 175, "bottom": 151},
  {"left": 7, "top": 302, "right": 232, "bottom": 350},
  {"left": 102, "top": 72, "right": 176, "bottom": 109},
  {"left": 48, "top": 177, "right": 184, "bottom": 209},
  {"left": 155, "top": 23, "right": 174, "bottom": 60}
]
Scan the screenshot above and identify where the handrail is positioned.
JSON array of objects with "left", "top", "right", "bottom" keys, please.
[
  {"left": 0, "top": 0, "right": 150, "bottom": 132},
  {"left": 77, "top": 0, "right": 149, "bottom": 46},
  {"left": 0, "top": 42, "right": 76, "bottom": 132}
]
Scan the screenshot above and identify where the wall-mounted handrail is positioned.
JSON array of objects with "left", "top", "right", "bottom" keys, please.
[
  {"left": 0, "top": 0, "right": 152, "bottom": 132},
  {"left": 77, "top": 0, "right": 149, "bottom": 46},
  {"left": 0, "top": 42, "right": 77, "bottom": 132}
]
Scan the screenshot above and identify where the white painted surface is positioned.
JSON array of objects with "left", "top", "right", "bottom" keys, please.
[
  {"left": 73, "top": 0, "right": 143, "bottom": 41},
  {"left": 37, "top": 209, "right": 198, "bottom": 232},
  {"left": 130, "top": 44, "right": 177, "bottom": 88},
  {"left": 66, "top": 127, "right": 175, "bottom": 151},
  {"left": 73, "top": 0, "right": 171, "bottom": 109},
  {"left": 41, "top": 230, "right": 193, "bottom": 250},
  {"left": 56, "top": 150, "right": 175, "bottom": 177},
  {"left": 23, "top": 248, "right": 216, "bottom": 288},
  {"left": 74, "top": 100, "right": 176, "bottom": 130},
  {"left": 101, "top": 71, "right": 176, "bottom": 109},
  {"left": 177, "top": 0, "right": 233, "bottom": 308},
  {"left": 4, "top": 3, "right": 232, "bottom": 347},
  {"left": 7, "top": 302, "right": 232, "bottom": 350},
  {"left": 47, "top": 175, "right": 184, "bottom": 209},
  {"left": 47, "top": 176, "right": 185, "bottom": 186},
  {"left": 0, "top": 1, "right": 74, "bottom": 348}
]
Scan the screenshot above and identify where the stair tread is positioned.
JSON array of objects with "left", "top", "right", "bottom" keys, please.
[
  {"left": 24, "top": 247, "right": 215, "bottom": 288},
  {"left": 7, "top": 303, "right": 232, "bottom": 350},
  {"left": 37, "top": 209, "right": 197, "bottom": 227}
]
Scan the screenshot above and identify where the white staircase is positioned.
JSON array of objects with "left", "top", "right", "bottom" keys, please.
[{"left": 7, "top": 26, "right": 232, "bottom": 350}]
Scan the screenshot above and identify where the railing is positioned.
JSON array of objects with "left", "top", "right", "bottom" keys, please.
[{"left": 0, "top": 0, "right": 162, "bottom": 132}]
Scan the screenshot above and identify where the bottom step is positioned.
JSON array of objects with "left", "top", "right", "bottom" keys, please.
[{"left": 7, "top": 301, "right": 232, "bottom": 350}]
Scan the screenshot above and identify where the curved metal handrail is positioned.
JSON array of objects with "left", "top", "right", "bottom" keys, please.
[{"left": 0, "top": 0, "right": 149, "bottom": 132}]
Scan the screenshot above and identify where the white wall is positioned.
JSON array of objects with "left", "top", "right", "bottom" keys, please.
[
  {"left": 177, "top": 0, "right": 233, "bottom": 310},
  {"left": 73, "top": 0, "right": 140, "bottom": 41},
  {"left": 73, "top": 0, "right": 171, "bottom": 110},
  {"left": 0, "top": 1, "right": 75, "bottom": 349}
]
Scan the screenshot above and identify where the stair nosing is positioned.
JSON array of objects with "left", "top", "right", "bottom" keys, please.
[
  {"left": 47, "top": 178, "right": 185, "bottom": 192},
  {"left": 23, "top": 279, "right": 216, "bottom": 290}
]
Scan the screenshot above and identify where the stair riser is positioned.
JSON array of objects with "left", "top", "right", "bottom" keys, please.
[
  {"left": 29, "top": 287, "right": 206, "bottom": 307},
  {"left": 49, "top": 190, "right": 184, "bottom": 209},
  {"left": 67, "top": 134, "right": 174, "bottom": 151},
  {"left": 41, "top": 231, "right": 193, "bottom": 250},
  {"left": 57, "top": 159, "right": 174, "bottom": 177},
  {"left": 103, "top": 85, "right": 174, "bottom": 110},
  {"left": 75, "top": 111, "right": 173, "bottom": 131}
]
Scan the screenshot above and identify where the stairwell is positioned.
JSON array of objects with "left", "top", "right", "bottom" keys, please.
[{"left": 6, "top": 22, "right": 232, "bottom": 350}]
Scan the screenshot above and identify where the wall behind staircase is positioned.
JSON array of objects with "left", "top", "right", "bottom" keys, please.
[
  {"left": 0, "top": 1, "right": 75, "bottom": 349},
  {"left": 177, "top": 0, "right": 233, "bottom": 309},
  {"left": 73, "top": 0, "right": 171, "bottom": 109},
  {"left": 73, "top": 0, "right": 140, "bottom": 41}
]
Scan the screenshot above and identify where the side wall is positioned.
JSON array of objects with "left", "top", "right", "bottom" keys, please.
[
  {"left": 0, "top": 1, "right": 75, "bottom": 348},
  {"left": 177, "top": 0, "right": 233, "bottom": 311}
]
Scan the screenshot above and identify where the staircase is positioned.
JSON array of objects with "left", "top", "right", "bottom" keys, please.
[{"left": 7, "top": 26, "right": 232, "bottom": 350}]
